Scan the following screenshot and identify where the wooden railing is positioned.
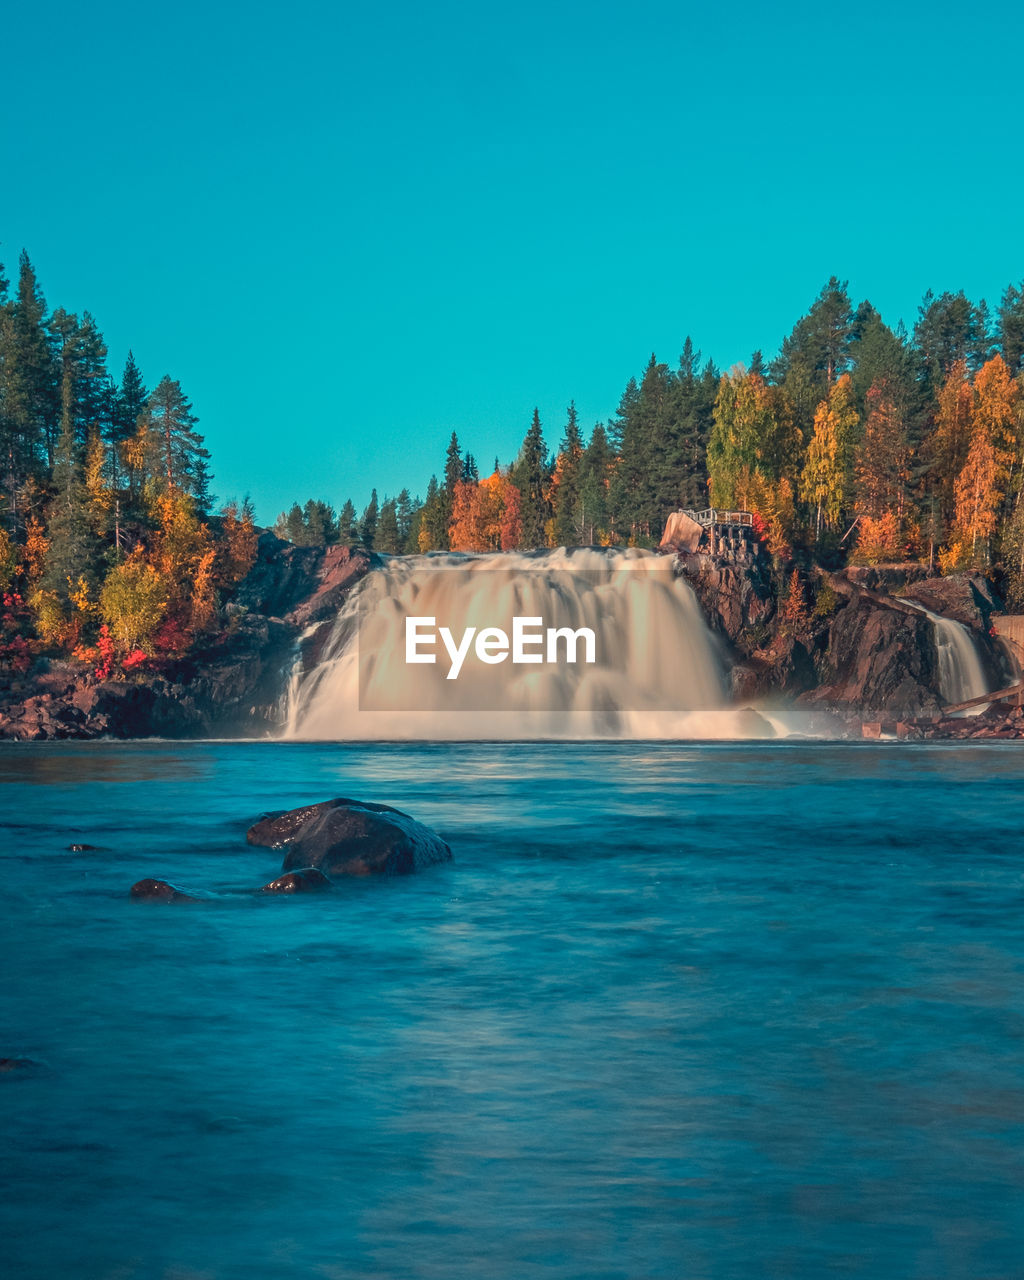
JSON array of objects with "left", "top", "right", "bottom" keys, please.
[{"left": 684, "top": 509, "right": 753, "bottom": 528}]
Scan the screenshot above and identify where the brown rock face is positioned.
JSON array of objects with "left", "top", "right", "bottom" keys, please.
[
  {"left": 284, "top": 545, "right": 372, "bottom": 629},
  {"left": 248, "top": 798, "right": 453, "bottom": 878},
  {"left": 659, "top": 511, "right": 704, "bottom": 553},
  {"left": 675, "top": 555, "right": 776, "bottom": 651},
  {"left": 129, "top": 878, "right": 204, "bottom": 903},
  {"left": 901, "top": 574, "right": 999, "bottom": 632},
  {"left": 802, "top": 594, "right": 943, "bottom": 719},
  {"left": 259, "top": 867, "right": 333, "bottom": 893}
]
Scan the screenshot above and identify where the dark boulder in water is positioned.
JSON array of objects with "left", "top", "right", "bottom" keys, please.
[
  {"left": 259, "top": 867, "right": 333, "bottom": 894},
  {"left": 129, "top": 878, "right": 204, "bottom": 903},
  {"left": 247, "top": 800, "right": 341, "bottom": 848},
  {"left": 248, "top": 798, "right": 452, "bottom": 878}
]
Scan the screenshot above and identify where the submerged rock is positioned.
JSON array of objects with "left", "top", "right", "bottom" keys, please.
[
  {"left": 259, "top": 867, "right": 333, "bottom": 894},
  {"left": 248, "top": 797, "right": 452, "bottom": 878},
  {"left": 129, "top": 878, "right": 204, "bottom": 903},
  {"left": 0, "top": 1056, "right": 46, "bottom": 1075}
]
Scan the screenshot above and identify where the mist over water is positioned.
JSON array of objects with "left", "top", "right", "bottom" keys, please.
[{"left": 284, "top": 549, "right": 802, "bottom": 740}]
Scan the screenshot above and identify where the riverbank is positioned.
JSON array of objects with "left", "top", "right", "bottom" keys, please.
[{"left": 0, "top": 541, "right": 1018, "bottom": 741}]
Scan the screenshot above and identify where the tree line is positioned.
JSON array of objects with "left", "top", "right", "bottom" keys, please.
[
  {"left": 0, "top": 250, "right": 257, "bottom": 673},
  {"left": 5, "top": 252, "right": 1024, "bottom": 680},
  {"left": 279, "top": 277, "right": 1024, "bottom": 601}
]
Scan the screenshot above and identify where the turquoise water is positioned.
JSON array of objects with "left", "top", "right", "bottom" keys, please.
[{"left": 1, "top": 740, "right": 1023, "bottom": 1279}]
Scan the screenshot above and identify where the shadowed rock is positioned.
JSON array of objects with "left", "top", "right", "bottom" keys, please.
[
  {"left": 248, "top": 800, "right": 342, "bottom": 848},
  {"left": 248, "top": 797, "right": 452, "bottom": 878},
  {"left": 0, "top": 1056, "right": 46, "bottom": 1075},
  {"left": 129, "top": 878, "right": 204, "bottom": 903},
  {"left": 259, "top": 867, "right": 333, "bottom": 894}
]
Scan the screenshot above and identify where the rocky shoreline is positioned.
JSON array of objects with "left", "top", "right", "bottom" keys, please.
[
  {"left": 0, "top": 533, "right": 373, "bottom": 741},
  {"left": 0, "top": 537, "right": 1020, "bottom": 742}
]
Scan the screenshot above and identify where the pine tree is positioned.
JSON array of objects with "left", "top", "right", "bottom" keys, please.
[
  {"left": 771, "top": 278, "right": 854, "bottom": 427},
  {"left": 301, "top": 499, "right": 338, "bottom": 545},
  {"left": 112, "top": 351, "right": 148, "bottom": 497},
  {"left": 395, "top": 489, "right": 419, "bottom": 549},
  {"left": 855, "top": 379, "right": 912, "bottom": 527},
  {"left": 608, "top": 357, "right": 673, "bottom": 541},
  {"left": 338, "top": 499, "right": 359, "bottom": 547},
  {"left": 848, "top": 305, "right": 914, "bottom": 414},
  {"left": 274, "top": 503, "right": 306, "bottom": 544},
  {"left": 359, "top": 489, "right": 379, "bottom": 549},
  {"left": 552, "top": 401, "right": 584, "bottom": 545},
  {"left": 668, "top": 339, "right": 719, "bottom": 512},
  {"left": 374, "top": 497, "right": 402, "bottom": 553},
  {"left": 444, "top": 432, "right": 462, "bottom": 495},
  {"left": 913, "top": 290, "right": 988, "bottom": 388},
  {"left": 417, "top": 476, "right": 449, "bottom": 551},
  {"left": 511, "top": 408, "right": 549, "bottom": 548},
  {"left": 140, "top": 376, "right": 211, "bottom": 508},
  {"left": 997, "top": 281, "right": 1024, "bottom": 376},
  {"left": 577, "top": 424, "right": 612, "bottom": 543},
  {"left": 39, "top": 395, "right": 99, "bottom": 622},
  {"left": 2, "top": 253, "right": 56, "bottom": 497}
]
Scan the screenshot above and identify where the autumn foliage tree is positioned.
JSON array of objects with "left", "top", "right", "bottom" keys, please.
[
  {"left": 100, "top": 548, "right": 167, "bottom": 652},
  {"left": 800, "top": 373, "right": 859, "bottom": 539},
  {"left": 944, "top": 357, "right": 1021, "bottom": 568}
]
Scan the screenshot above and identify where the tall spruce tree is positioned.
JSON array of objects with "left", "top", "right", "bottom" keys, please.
[
  {"left": 668, "top": 338, "right": 718, "bottom": 511},
  {"left": 771, "top": 277, "right": 854, "bottom": 440},
  {"left": 512, "top": 408, "right": 549, "bottom": 548},
  {"left": 553, "top": 401, "right": 584, "bottom": 545},
  {"left": 43, "top": 392, "right": 99, "bottom": 609},
  {"left": 359, "top": 489, "right": 379, "bottom": 549},
  {"left": 338, "top": 498, "right": 359, "bottom": 546},
  {"left": 577, "top": 424, "right": 612, "bottom": 543},
  {"left": 997, "top": 282, "right": 1024, "bottom": 376},
  {"left": 913, "top": 290, "right": 988, "bottom": 387},
  {"left": 375, "top": 497, "right": 402, "bottom": 553},
  {"left": 6, "top": 253, "right": 56, "bottom": 483},
  {"left": 140, "top": 376, "right": 211, "bottom": 508},
  {"left": 395, "top": 489, "right": 419, "bottom": 549}
]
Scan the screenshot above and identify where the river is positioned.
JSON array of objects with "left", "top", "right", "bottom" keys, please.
[{"left": 2, "top": 740, "right": 1022, "bottom": 1279}]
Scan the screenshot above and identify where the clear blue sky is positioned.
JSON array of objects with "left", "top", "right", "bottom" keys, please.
[{"left": 3, "top": 0, "right": 1022, "bottom": 524}]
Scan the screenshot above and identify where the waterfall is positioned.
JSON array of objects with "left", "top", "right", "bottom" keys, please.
[
  {"left": 282, "top": 547, "right": 788, "bottom": 740},
  {"left": 907, "top": 602, "right": 990, "bottom": 714}
]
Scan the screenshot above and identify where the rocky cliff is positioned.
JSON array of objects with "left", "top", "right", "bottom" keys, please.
[
  {"left": 676, "top": 553, "right": 1015, "bottom": 727},
  {"left": 0, "top": 534, "right": 372, "bottom": 741},
  {"left": 0, "top": 539, "right": 1019, "bottom": 740}
]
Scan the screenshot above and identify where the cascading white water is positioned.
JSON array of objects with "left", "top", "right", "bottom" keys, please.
[
  {"left": 282, "top": 548, "right": 790, "bottom": 740},
  {"left": 906, "top": 602, "right": 990, "bottom": 715}
]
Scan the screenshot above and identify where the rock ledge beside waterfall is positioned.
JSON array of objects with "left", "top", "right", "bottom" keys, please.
[{"left": 0, "top": 534, "right": 373, "bottom": 741}]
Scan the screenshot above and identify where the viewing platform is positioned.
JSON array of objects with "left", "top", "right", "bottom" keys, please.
[
  {"left": 660, "top": 508, "right": 757, "bottom": 559},
  {"left": 686, "top": 508, "right": 754, "bottom": 530}
]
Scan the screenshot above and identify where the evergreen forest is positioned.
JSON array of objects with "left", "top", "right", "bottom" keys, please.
[{"left": 3, "top": 252, "right": 1024, "bottom": 674}]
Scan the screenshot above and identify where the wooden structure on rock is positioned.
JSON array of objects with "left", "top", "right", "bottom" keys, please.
[{"left": 660, "top": 508, "right": 757, "bottom": 562}]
